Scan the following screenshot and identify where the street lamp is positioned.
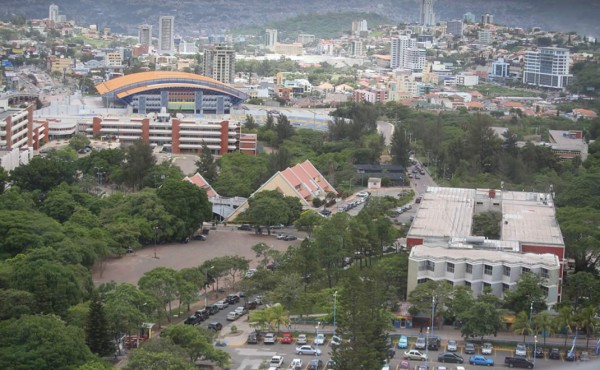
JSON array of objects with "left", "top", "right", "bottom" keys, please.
[
  {"left": 431, "top": 296, "right": 436, "bottom": 340},
  {"left": 204, "top": 266, "right": 214, "bottom": 308},
  {"left": 333, "top": 291, "right": 338, "bottom": 335},
  {"left": 426, "top": 326, "right": 430, "bottom": 363},
  {"left": 533, "top": 335, "right": 538, "bottom": 367},
  {"left": 153, "top": 226, "right": 159, "bottom": 259}
]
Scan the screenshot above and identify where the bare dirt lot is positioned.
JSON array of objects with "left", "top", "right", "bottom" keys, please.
[{"left": 92, "top": 228, "right": 301, "bottom": 286}]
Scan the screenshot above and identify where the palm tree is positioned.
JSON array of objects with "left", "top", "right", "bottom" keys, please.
[
  {"left": 513, "top": 311, "right": 533, "bottom": 343},
  {"left": 554, "top": 306, "right": 575, "bottom": 346},
  {"left": 267, "top": 303, "right": 290, "bottom": 333},
  {"left": 533, "top": 311, "right": 555, "bottom": 346},
  {"left": 575, "top": 306, "right": 598, "bottom": 349}
]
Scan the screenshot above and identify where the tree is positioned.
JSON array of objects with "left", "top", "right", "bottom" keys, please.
[
  {"left": 533, "top": 311, "right": 555, "bottom": 346},
  {"left": 102, "top": 283, "right": 152, "bottom": 340},
  {"left": 554, "top": 306, "right": 575, "bottom": 346},
  {"left": 125, "top": 340, "right": 195, "bottom": 370},
  {"left": 85, "top": 294, "right": 114, "bottom": 356},
  {"left": 69, "top": 134, "right": 91, "bottom": 152},
  {"left": 408, "top": 280, "right": 453, "bottom": 329},
  {"left": 575, "top": 305, "right": 598, "bottom": 348},
  {"left": 213, "top": 152, "right": 269, "bottom": 197},
  {"left": 390, "top": 126, "right": 410, "bottom": 166},
  {"left": 513, "top": 311, "right": 533, "bottom": 343},
  {"left": 244, "top": 114, "right": 257, "bottom": 130},
  {"left": 471, "top": 211, "right": 501, "bottom": 239},
  {"left": 563, "top": 272, "right": 600, "bottom": 311},
  {"left": 194, "top": 143, "right": 218, "bottom": 183},
  {"left": 556, "top": 207, "right": 600, "bottom": 273},
  {"left": 138, "top": 267, "right": 179, "bottom": 324},
  {"left": 458, "top": 301, "right": 503, "bottom": 340},
  {"left": 161, "top": 325, "right": 230, "bottom": 367},
  {"left": 0, "top": 315, "right": 94, "bottom": 369},
  {"left": 246, "top": 191, "right": 294, "bottom": 235},
  {"left": 251, "top": 243, "right": 272, "bottom": 268},
  {"left": 0, "top": 167, "right": 8, "bottom": 194},
  {"left": 0, "top": 288, "right": 35, "bottom": 320},
  {"left": 10, "top": 156, "right": 77, "bottom": 192},
  {"left": 156, "top": 178, "right": 212, "bottom": 239},
  {"left": 119, "top": 140, "right": 156, "bottom": 190},
  {"left": 503, "top": 272, "right": 547, "bottom": 314},
  {"left": 294, "top": 210, "right": 324, "bottom": 238}
]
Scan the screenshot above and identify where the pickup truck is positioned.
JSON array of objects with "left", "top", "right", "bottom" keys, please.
[
  {"left": 504, "top": 356, "right": 534, "bottom": 368},
  {"left": 287, "top": 358, "right": 302, "bottom": 369},
  {"left": 269, "top": 355, "right": 285, "bottom": 368}
]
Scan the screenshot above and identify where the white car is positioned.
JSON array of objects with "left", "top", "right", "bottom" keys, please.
[
  {"left": 481, "top": 342, "right": 493, "bottom": 355},
  {"left": 226, "top": 311, "right": 240, "bottom": 321},
  {"left": 288, "top": 358, "right": 303, "bottom": 369},
  {"left": 404, "top": 349, "right": 427, "bottom": 361},
  {"left": 215, "top": 300, "right": 228, "bottom": 309},
  {"left": 263, "top": 333, "right": 277, "bottom": 344},
  {"left": 234, "top": 306, "right": 247, "bottom": 316},
  {"left": 245, "top": 268, "right": 257, "bottom": 278},
  {"left": 296, "top": 334, "right": 307, "bottom": 345},
  {"left": 314, "top": 333, "right": 326, "bottom": 345},
  {"left": 330, "top": 335, "right": 342, "bottom": 346},
  {"left": 269, "top": 355, "right": 284, "bottom": 368},
  {"left": 296, "top": 345, "right": 322, "bottom": 356},
  {"left": 515, "top": 343, "right": 527, "bottom": 357},
  {"left": 357, "top": 191, "right": 370, "bottom": 198},
  {"left": 447, "top": 339, "right": 458, "bottom": 352}
]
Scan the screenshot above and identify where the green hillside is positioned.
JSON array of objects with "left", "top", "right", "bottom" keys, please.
[{"left": 235, "top": 12, "right": 394, "bottom": 40}]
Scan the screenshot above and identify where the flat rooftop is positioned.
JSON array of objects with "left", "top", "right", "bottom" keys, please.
[
  {"left": 0, "top": 108, "right": 20, "bottom": 122},
  {"left": 410, "top": 245, "right": 560, "bottom": 268},
  {"left": 409, "top": 187, "right": 564, "bottom": 247}
]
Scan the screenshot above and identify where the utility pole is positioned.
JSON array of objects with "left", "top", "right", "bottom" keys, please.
[
  {"left": 333, "top": 291, "right": 338, "bottom": 335},
  {"left": 153, "top": 226, "right": 159, "bottom": 259}
]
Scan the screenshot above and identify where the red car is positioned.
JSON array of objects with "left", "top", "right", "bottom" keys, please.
[
  {"left": 399, "top": 360, "right": 410, "bottom": 370},
  {"left": 281, "top": 333, "right": 293, "bottom": 344}
]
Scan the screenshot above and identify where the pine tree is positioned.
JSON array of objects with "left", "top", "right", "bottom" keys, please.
[
  {"left": 85, "top": 294, "right": 115, "bottom": 357},
  {"left": 195, "top": 143, "right": 218, "bottom": 183}
]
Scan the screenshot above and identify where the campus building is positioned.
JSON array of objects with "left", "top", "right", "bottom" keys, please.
[
  {"left": 0, "top": 104, "right": 47, "bottom": 151},
  {"left": 95, "top": 71, "right": 248, "bottom": 114},
  {"left": 407, "top": 187, "right": 565, "bottom": 307},
  {"left": 79, "top": 113, "right": 256, "bottom": 156},
  {"left": 523, "top": 47, "right": 572, "bottom": 89}
]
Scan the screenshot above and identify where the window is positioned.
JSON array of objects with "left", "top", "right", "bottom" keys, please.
[
  {"left": 465, "top": 281, "right": 471, "bottom": 289},
  {"left": 417, "top": 278, "right": 430, "bottom": 285},
  {"left": 447, "top": 263, "right": 455, "bottom": 273},
  {"left": 541, "top": 268, "right": 549, "bottom": 279},
  {"left": 466, "top": 264, "right": 473, "bottom": 274},
  {"left": 502, "top": 283, "right": 510, "bottom": 292},
  {"left": 484, "top": 265, "right": 493, "bottom": 275},
  {"left": 483, "top": 282, "right": 491, "bottom": 291},
  {"left": 503, "top": 266, "right": 511, "bottom": 277},
  {"left": 425, "top": 261, "right": 435, "bottom": 271},
  {"left": 541, "top": 286, "right": 549, "bottom": 297},
  {"left": 522, "top": 267, "right": 530, "bottom": 274}
]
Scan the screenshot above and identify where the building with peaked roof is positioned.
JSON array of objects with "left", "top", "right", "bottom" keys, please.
[
  {"left": 95, "top": 71, "right": 248, "bottom": 114},
  {"left": 406, "top": 187, "right": 565, "bottom": 307},
  {"left": 184, "top": 173, "right": 247, "bottom": 220},
  {"left": 184, "top": 173, "right": 218, "bottom": 198},
  {"left": 226, "top": 160, "right": 336, "bottom": 221}
]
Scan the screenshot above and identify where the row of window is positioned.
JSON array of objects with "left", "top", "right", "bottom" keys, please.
[
  {"left": 438, "top": 262, "right": 549, "bottom": 278},
  {"left": 416, "top": 278, "right": 550, "bottom": 297}
]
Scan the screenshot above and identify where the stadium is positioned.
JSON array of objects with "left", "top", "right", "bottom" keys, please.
[{"left": 95, "top": 71, "right": 248, "bottom": 114}]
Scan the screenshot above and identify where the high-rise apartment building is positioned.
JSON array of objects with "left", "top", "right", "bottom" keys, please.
[
  {"left": 523, "top": 47, "right": 573, "bottom": 89},
  {"left": 352, "top": 19, "right": 368, "bottom": 35},
  {"left": 297, "top": 34, "right": 315, "bottom": 45},
  {"left": 203, "top": 44, "right": 236, "bottom": 84},
  {"left": 446, "top": 19, "right": 464, "bottom": 37},
  {"left": 49, "top": 4, "right": 59, "bottom": 22},
  {"left": 478, "top": 30, "right": 493, "bottom": 45},
  {"left": 265, "top": 29, "right": 278, "bottom": 49},
  {"left": 351, "top": 40, "right": 365, "bottom": 57},
  {"left": 390, "top": 35, "right": 420, "bottom": 69},
  {"left": 158, "top": 16, "right": 175, "bottom": 54},
  {"left": 481, "top": 13, "right": 494, "bottom": 25},
  {"left": 138, "top": 24, "right": 152, "bottom": 47},
  {"left": 420, "top": 0, "right": 435, "bottom": 27}
]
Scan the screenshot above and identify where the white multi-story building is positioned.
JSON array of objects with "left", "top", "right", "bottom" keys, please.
[
  {"left": 420, "top": 0, "right": 435, "bottom": 27},
  {"left": 489, "top": 58, "right": 511, "bottom": 80},
  {"left": 478, "top": 30, "right": 493, "bottom": 45},
  {"left": 105, "top": 52, "right": 122, "bottom": 67},
  {"left": 523, "top": 47, "right": 573, "bottom": 89},
  {"left": 138, "top": 24, "right": 152, "bottom": 47},
  {"left": 297, "top": 34, "right": 315, "bottom": 45},
  {"left": 405, "top": 48, "right": 426, "bottom": 72},
  {"left": 202, "top": 44, "right": 235, "bottom": 84},
  {"left": 179, "top": 40, "right": 197, "bottom": 55},
  {"left": 352, "top": 19, "right": 368, "bottom": 35},
  {"left": 49, "top": 3, "right": 59, "bottom": 22},
  {"left": 265, "top": 29, "right": 278, "bottom": 49},
  {"left": 390, "top": 35, "right": 416, "bottom": 69},
  {"left": 406, "top": 187, "right": 566, "bottom": 307},
  {"left": 351, "top": 40, "right": 365, "bottom": 57},
  {"left": 158, "top": 16, "right": 175, "bottom": 54}
]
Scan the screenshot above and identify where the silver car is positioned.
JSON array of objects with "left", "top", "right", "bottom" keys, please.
[{"left": 296, "top": 345, "right": 322, "bottom": 356}]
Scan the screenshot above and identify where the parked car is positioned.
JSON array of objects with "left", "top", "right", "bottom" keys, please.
[
  {"left": 446, "top": 339, "right": 458, "bottom": 352},
  {"left": 215, "top": 300, "right": 228, "bottom": 309},
  {"left": 283, "top": 235, "right": 297, "bottom": 241},
  {"left": 281, "top": 333, "right": 293, "bottom": 344},
  {"left": 481, "top": 343, "right": 493, "bottom": 355},
  {"left": 319, "top": 209, "right": 332, "bottom": 216},
  {"left": 288, "top": 358, "right": 303, "bottom": 369},
  {"left": 194, "top": 309, "right": 209, "bottom": 321},
  {"left": 245, "top": 268, "right": 257, "bottom": 278},
  {"left": 307, "top": 359, "right": 323, "bottom": 370},
  {"left": 207, "top": 304, "right": 220, "bottom": 315},
  {"left": 247, "top": 332, "right": 259, "bottom": 344},
  {"left": 399, "top": 360, "right": 410, "bottom": 369},
  {"left": 237, "top": 224, "right": 252, "bottom": 231},
  {"left": 469, "top": 355, "right": 494, "bottom": 366},
  {"left": 464, "top": 343, "right": 476, "bottom": 354},
  {"left": 296, "top": 345, "right": 322, "bottom": 356},
  {"left": 397, "top": 335, "right": 408, "bottom": 349},
  {"left": 580, "top": 351, "right": 590, "bottom": 361},
  {"left": 415, "top": 337, "right": 426, "bottom": 350},
  {"left": 271, "top": 224, "right": 285, "bottom": 229},
  {"left": 244, "top": 300, "right": 258, "bottom": 310},
  {"left": 438, "top": 352, "right": 464, "bottom": 364},
  {"left": 534, "top": 346, "right": 544, "bottom": 358},
  {"left": 226, "top": 311, "right": 240, "bottom": 321},
  {"left": 330, "top": 335, "right": 342, "bottom": 347},
  {"left": 207, "top": 322, "right": 223, "bottom": 331},
  {"left": 263, "top": 333, "right": 277, "bottom": 344},
  {"left": 565, "top": 350, "right": 576, "bottom": 361},
  {"left": 296, "top": 334, "right": 307, "bottom": 345},
  {"left": 276, "top": 234, "right": 287, "bottom": 240},
  {"left": 314, "top": 333, "right": 326, "bottom": 345},
  {"left": 403, "top": 350, "right": 427, "bottom": 361},
  {"left": 357, "top": 191, "right": 370, "bottom": 198},
  {"left": 225, "top": 294, "right": 240, "bottom": 304},
  {"left": 549, "top": 348, "right": 561, "bottom": 360},
  {"left": 270, "top": 355, "right": 285, "bottom": 368},
  {"left": 515, "top": 343, "right": 527, "bottom": 357},
  {"left": 504, "top": 356, "right": 534, "bottom": 368},
  {"left": 234, "top": 306, "right": 248, "bottom": 316},
  {"left": 183, "top": 315, "right": 200, "bottom": 325}
]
